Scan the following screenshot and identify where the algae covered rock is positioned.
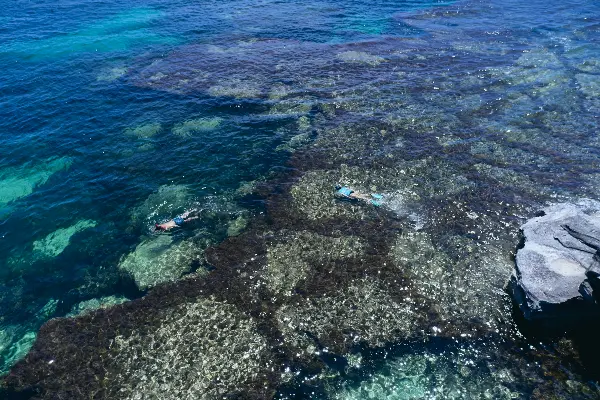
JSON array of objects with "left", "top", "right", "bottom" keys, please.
[
  {"left": 290, "top": 160, "right": 468, "bottom": 222},
  {"left": 264, "top": 231, "right": 365, "bottom": 296},
  {"left": 130, "top": 184, "right": 190, "bottom": 226},
  {"left": 108, "top": 297, "right": 274, "bottom": 400},
  {"left": 226, "top": 214, "right": 248, "bottom": 237},
  {"left": 390, "top": 231, "right": 514, "bottom": 333},
  {"left": 32, "top": 220, "right": 97, "bottom": 259},
  {"left": 276, "top": 278, "right": 419, "bottom": 355},
  {"left": 172, "top": 117, "right": 223, "bottom": 137},
  {"left": 123, "top": 122, "right": 162, "bottom": 138},
  {"left": 66, "top": 295, "right": 129, "bottom": 318},
  {"left": 0, "top": 157, "right": 72, "bottom": 209},
  {"left": 208, "top": 78, "right": 262, "bottom": 99},
  {"left": 118, "top": 235, "right": 206, "bottom": 290},
  {"left": 337, "top": 51, "right": 385, "bottom": 66}
]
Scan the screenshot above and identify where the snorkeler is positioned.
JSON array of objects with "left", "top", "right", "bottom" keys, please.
[
  {"left": 154, "top": 210, "right": 199, "bottom": 231},
  {"left": 335, "top": 185, "right": 384, "bottom": 206}
]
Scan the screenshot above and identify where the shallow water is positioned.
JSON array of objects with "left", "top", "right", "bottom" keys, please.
[{"left": 1, "top": 0, "right": 599, "bottom": 397}]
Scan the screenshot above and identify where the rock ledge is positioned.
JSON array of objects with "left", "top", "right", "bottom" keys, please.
[{"left": 511, "top": 199, "right": 600, "bottom": 322}]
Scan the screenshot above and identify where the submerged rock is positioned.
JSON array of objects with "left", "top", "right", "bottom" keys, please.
[
  {"left": 510, "top": 199, "right": 600, "bottom": 321},
  {"left": 0, "top": 157, "right": 72, "bottom": 209},
  {"left": 66, "top": 295, "right": 130, "bottom": 318},
  {"left": 108, "top": 297, "right": 273, "bottom": 399},
  {"left": 390, "top": 230, "right": 514, "bottom": 334},
  {"left": 264, "top": 231, "right": 364, "bottom": 296},
  {"left": 172, "top": 117, "right": 223, "bottom": 137},
  {"left": 276, "top": 278, "right": 420, "bottom": 356},
  {"left": 118, "top": 235, "right": 206, "bottom": 290},
  {"left": 0, "top": 328, "right": 36, "bottom": 377},
  {"left": 32, "top": 220, "right": 97, "bottom": 259},
  {"left": 576, "top": 73, "right": 600, "bottom": 98},
  {"left": 337, "top": 51, "right": 385, "bottom": 66},
  {"left": 96, "top": 66, "right": 128, "bottom": 82},
  {"left": 123, "top": 122, "right": 162, "bottom": 138},
  {"left": 130, "top": 184, "right": 190, "bottom": 227}
]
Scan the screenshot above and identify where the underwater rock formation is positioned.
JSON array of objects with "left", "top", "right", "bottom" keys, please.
[
  {"left": 510, "top": 199, "right": 600, "bottom": 322},
  {"left": 108, "top": 297, "right": 273, "bottom": 399},
  {"left": 32, "top": 220, "right": 97, "bottom": 259},
  {"left": 118, "top": 235, "right": 207, "bottom": 290},
  {"left": 123, "top": 122, "right": 162, "bottom": 138},
  {"left": 172, "top": 117, "right": 223, "bottom": 137},
  {"left": 1, "top": 274, "right": 279, "bottom": 399},
  {"left": 130, "top": 184, "right": 190, "bottom": 227},
  {"left": 264, "top": 231, "right": 365, "bottom": 296},
  {"left": 0, "top": 157, "right": 71, "bottom": 210},
  {"left": 276, "top": 278, "right": 420, "bottom": 354},
  {"left": 390, "top": 230, "right": 514, "bottom": 334},
  {"left": 66, "top": 295, "right": 129, "bottom": 318},
  {"left": 336, "top": 51, "right": 385, "bottom": 66}
]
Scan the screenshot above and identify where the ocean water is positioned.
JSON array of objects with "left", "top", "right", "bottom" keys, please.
[{"left": 1, "top": 0, "right": 600, "bottom": 397}]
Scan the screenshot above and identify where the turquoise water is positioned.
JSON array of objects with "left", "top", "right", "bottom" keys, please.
[{"left": 1, "top": 0, "right": 600, "bottom": 397}]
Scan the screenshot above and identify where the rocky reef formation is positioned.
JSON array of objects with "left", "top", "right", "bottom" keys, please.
[
  {"left": 4, "top": 1, "right": 600, "bottom": 398},
  {"left": 117, "top": 234, "right": 208, "bottom": 290},
  {"left": 510, "top": 200, "right": 600, "bottom": 322}
]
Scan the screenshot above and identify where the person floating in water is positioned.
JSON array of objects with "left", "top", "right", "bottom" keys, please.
[
  {"left": 154, "top": 210, "right": 199, "bottom": 231},
  {"left": 335, "top": 185, "right": 384, "bottom": 206}
]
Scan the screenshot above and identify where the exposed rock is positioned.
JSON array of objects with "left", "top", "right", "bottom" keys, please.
[{"left": 510, "top": 199, "right": 600, "bottom": 321}]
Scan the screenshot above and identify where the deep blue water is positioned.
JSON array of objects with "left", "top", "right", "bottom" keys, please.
[{"left": 1, "top": 0, "right": 600, "bottom": 395}]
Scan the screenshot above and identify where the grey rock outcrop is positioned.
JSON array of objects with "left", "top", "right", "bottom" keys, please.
[{"left": 511, "top": 199, "right": 600, "bottom": 321}]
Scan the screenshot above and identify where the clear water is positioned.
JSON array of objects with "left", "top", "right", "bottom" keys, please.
[{"left": 1, "top": 0, "right": 599, "bottom": 396}]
